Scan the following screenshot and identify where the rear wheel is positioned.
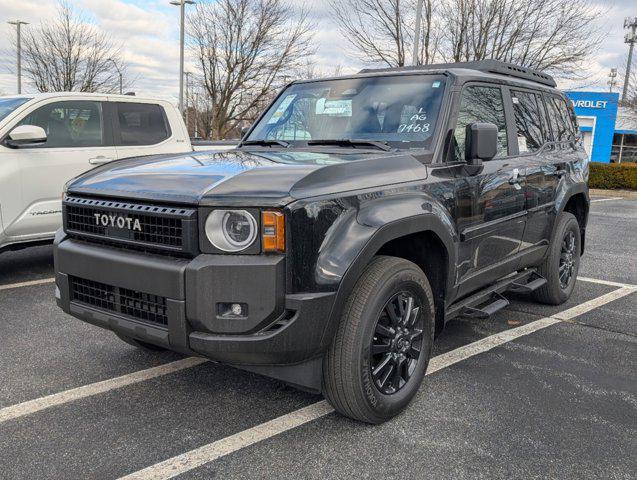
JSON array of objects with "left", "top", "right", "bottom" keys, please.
[
  {"left": 533, "top": 212, "right": 581, "bottom": 305},
  {"left": 323, "top": 256, "right": 435, "bottom": 424},
  {"left": 115, "top": 333, "right": 166, "bottom": 351}
]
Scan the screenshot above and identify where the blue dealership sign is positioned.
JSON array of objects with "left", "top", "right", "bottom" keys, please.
[{"left": 565, "top": 91, "right": 619, "bottom": 163}]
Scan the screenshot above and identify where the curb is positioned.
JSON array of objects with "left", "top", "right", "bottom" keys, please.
[{"left": 589, "top": 188, "right": 637, "bottom": 199}]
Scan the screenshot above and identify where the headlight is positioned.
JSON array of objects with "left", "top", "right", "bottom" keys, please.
[{"left": 205, "top": 209, "right": 257, "bottom": 252}]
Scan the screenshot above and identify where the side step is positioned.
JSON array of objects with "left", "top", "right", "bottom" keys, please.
[
  {"left": 446, "top": 269, "right": 540, "bottom": 321},
  {"left": 507, "top": 273, "right": 547, "bottom": 294},
  {"left": 460, "top": 292, "right": 509, "bottom": 320}
]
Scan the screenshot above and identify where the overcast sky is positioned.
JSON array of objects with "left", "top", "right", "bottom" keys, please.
[{"left": 0, "top": 0, "right": 633, "bottom": 102}]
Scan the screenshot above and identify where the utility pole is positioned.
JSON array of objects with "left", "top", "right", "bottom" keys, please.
[
  {"left": 8, "top": 20, "right": 29, "bottom": 94},
  {"left": 412, "top": 0, "right": 424, "bottom": 66},
  {"left": 170, "top": 0, "right": 195, "bottom": 115},
  {"left": 622, "top": 17, "right": 637, "bottom": 101},
  {"left": 107, "top": 58, "right": 123, "bottom": 94},
  {"left": 608, "top": 68, "right": 618, "bottom": 93}
]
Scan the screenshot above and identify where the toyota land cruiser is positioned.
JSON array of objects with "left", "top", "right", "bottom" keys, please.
[{"left": 54, "top": 61, "right": 590, "bottom": 423}]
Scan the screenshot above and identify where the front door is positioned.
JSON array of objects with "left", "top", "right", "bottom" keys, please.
[
  {"left": 0, "top": 99, "right": 116, "bottom": 239},
  {"left": 452, "top": 84, "right": 527, "bottom": 297}
]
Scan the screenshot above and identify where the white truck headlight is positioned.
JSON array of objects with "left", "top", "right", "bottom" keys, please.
[{"left": 205, "top": 210, "right": 257, "bottom": 252}]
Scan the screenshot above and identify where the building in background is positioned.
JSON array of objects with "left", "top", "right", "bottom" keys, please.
[
  {"left": 564, "top": 91, "right": 637, "bottom": 163},
  {"left": 565, "top": 91, "right": 618, "bottom": 163},
  {"left": 613, "top": 107, "right": 637, "bottom": 163}
]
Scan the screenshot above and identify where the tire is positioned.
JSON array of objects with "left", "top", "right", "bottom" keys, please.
[
  {"left": 323, "top": 256, "right": 435, "bottom": 424},
  {"left": 115, "top": 332, "right": 166, "bottom": 351},
  {"left": 533, "top": 212, "right": 581, "bottom": 305}
]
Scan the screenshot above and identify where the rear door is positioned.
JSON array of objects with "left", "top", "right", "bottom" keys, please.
[
  {"left": 1, "top": 98, "right": 117, "bottom": 239},
  {"left": 453, "top": 84, "right": 528, "bottom": 296},
  {"left": 508, "top": 89, "right": 558, "bottom": 261},
  {"left": 521, "top": 94, "right": 582, "bottom": 255}
]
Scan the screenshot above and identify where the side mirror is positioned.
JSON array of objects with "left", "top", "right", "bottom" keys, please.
[
  {"left": 6, "top": 125, "right": 48, "bottom": 148},
  {"left": 465, "top": 122, "right": 498, "bottom": 170}
]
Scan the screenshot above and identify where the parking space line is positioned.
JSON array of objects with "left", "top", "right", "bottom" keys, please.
[
  {"left": 118, "top": 286, "right": 636, "bottom": 480},
  {"left": 578, "top": 276, "right": 637, "bottom": 289},
  {"left": 0, "top": 277, "right": 55, "bottom": 291},
  {"left": 1, "top": 275, "right": 629, "bottom": 293},
  {"left": 590, "top": 197, "right": 622, "bottom": 203},
  {"left": 0, "top": 357, "right": 208, "bottom": 423}
]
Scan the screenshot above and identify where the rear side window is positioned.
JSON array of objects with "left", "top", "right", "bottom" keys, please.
[
  {"left": 510, "top": 91, "right": 545, "bottom": 153},
  {"left": 454, "top": 85, "right": 508, "bottom": 161},
  {"left": 546, "top": 96, "right": 575, "bottom": 142},
  {"left": 114, "top": 103, "right": 170, "bottom": 146}
]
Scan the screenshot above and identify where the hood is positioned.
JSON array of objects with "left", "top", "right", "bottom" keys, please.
[{"left": 67, "top": 148, "right": 430, "bottom": 206}]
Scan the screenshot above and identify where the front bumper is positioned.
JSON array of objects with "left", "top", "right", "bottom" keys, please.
[{"left": 54, "top": 232, "right": 335, "bottom": 368}]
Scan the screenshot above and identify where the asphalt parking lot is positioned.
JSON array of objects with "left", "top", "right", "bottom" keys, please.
[{"left": 0, "top": 196, "right": 635, "bottom": 480}]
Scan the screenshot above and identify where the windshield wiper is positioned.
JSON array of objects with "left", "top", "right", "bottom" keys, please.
[
  {"left": 241, "top": 139, "right": 290, "bottom": 148},
  {"left": 307, "top": 139, "right": 393, "bottom": 151}
]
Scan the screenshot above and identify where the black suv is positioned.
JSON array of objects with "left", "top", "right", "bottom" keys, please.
[{"left": 54, "top": 61, "right": 589, "bottom": 423}]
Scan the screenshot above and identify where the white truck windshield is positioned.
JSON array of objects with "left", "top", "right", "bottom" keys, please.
[
  {"left": 248, "top": 75, "right": 446, "bottom": 149},
  {"left": 0, "top": 97, "right": 31, "bottom": 123}
]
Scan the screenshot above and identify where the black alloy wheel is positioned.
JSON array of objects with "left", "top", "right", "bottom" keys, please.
[
  {"left": 370, "top": 292, "right": 424, "bottom": 395},
  {"left": 559, "top": 230, "right": 576, "bottom": 289}
]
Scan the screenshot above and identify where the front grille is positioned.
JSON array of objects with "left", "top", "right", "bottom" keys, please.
[
  {"left": 64, "top": 196, "right": 197, "bottom": 255},
  {"left": 70, "top": 276, "right": 168, "bottom": 327}
]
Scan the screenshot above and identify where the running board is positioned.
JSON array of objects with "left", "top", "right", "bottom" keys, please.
[
  {"left": 507, "top": 273, "right": 546, "bottom": 294},
  {"left": 446, "top": 269, "right": 538, "bottom": 321},
  {"left": 460, "top": 293, "right": 509, "bottom": 320}
]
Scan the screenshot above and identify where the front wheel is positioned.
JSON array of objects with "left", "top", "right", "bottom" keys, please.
[
  {"left": 533, "top": 212, "right": 581, "bottom": 305},
  {"left": 322, "top": 256, "right": 435, "bottom": 424}
]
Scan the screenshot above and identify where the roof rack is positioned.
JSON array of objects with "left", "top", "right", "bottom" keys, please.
[{"left": 358, "top": 60, "right": 557, "bottom": 88}]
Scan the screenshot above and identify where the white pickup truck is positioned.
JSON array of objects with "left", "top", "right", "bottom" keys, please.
[{"left": 0, "top": 92, "right": 233, "bottom": 252}]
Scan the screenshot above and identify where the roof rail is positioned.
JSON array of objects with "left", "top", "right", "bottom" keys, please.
[{"left": 358, "top": 60, "right": 557, "bottom": 88}]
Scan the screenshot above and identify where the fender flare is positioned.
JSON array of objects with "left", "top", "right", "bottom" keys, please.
[{"left": 317, "top": 213, "right": 457, "bottom": 351}]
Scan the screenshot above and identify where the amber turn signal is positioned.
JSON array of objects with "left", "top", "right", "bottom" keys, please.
[{"left": 261, "top": 210, "right": 285, "bottom": 252}]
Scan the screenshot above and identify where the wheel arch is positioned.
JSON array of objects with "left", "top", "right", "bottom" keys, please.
[
  {"left": 557, "top": 185, "right": 589, "bottom": 254},
  {"left": 319, "top": 214, "right": 457, "bottom": 349}
]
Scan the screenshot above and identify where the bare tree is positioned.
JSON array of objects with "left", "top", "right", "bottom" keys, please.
[
  {"left": 329, "top": 0, "right": 441, "bottom": 68},
  {"left": 19, "top": 1, "right": 129, "bottom": 93},
  {"left": 188, "top": 0, "right": 314, "bottom": 139},
  {"left": 332, "top": 0, "right": 604, "bottom": 77},
  {"left": 441, "top": 0, "right": 604, "bottom": 76}
]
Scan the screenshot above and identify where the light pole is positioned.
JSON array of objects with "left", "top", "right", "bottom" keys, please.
[
  {"left": 185, "top": 71, "right": 192, "bottom": 134},
  {"left": 622, "top": 17, "right": 637, "bottom": 101},
  {"left": 170, "top": 0, "right": 195, "bottom": 115},
  {"left": 608, "top": 68, "right": 618, "bottom": 93},
  {"left": 107, "top": 58, "right": 123, "bottom": 95},
  {"left": 412, "top": 0, "right": 424, "bottom": 65},
  {"left": 8, "top": 20, "right": 29, "bottom": 94}
]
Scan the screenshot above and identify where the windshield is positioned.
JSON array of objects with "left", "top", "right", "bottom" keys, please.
[
  {"left": 247, "top": 75, "right": 447, "bottom": 149},
  {"left": 0, "top": 97, "right": 31, "bottom": 123}
]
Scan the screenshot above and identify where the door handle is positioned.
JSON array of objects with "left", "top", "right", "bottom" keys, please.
[
  {"left": 89, "top": 156, "right": 113, "bottom": 165},
  {"left": 508, "top": 168, "right": 521, "bottom": 184}
]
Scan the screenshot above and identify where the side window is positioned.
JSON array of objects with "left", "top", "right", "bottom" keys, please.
[
  {"left": 510, "top": 90, "right": 545, "bottom": 153},
  {"left": 556, "top": 97, "right": 578, "bottom": 137},
  {"left": 545, "top": 96, "right": 573, "bottom": 142},
  {"left": 454, "top": 86, "right": 508, "bottom": 161},
  {"left": 18, "top": 101, "right": 104, "bottom": 148},
  {"left": 115, "top": 103, "right": 170, "bottom": 146}
]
